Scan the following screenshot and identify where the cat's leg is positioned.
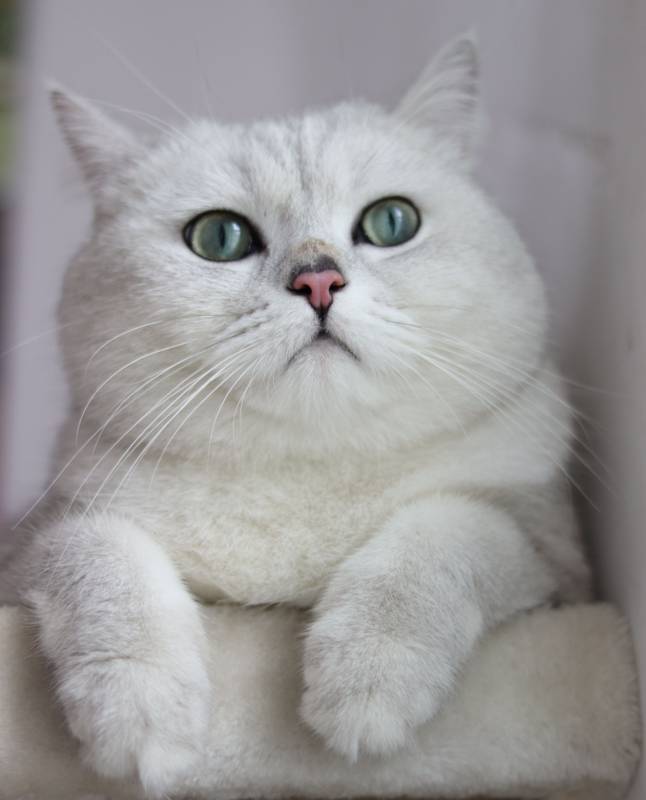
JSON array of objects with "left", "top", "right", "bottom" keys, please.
[
  {"left": 24, "top": 512, "right": 209, "bottom": 797},
  {"left": 301, "top": 494, "right": 557, "bottom": 760}
]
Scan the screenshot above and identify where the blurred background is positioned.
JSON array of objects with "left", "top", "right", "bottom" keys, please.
[{"left": 0, "top": 2, "right": 644, "bottom": 795}]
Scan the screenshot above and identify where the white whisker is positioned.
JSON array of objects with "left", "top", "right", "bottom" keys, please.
[
  {"left": 96, "top": 35, "right": 192, "bottom": 123},
  {"left": 74, "top": 342, "right": 189, "bottom": 445}
]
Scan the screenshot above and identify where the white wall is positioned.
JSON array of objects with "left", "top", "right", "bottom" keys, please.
[
  {"left": 2, "top": 1, "right": 642, "bottom": 795},
  {"left": 577, "top": 5, "right": 646, "bottom": 797}
]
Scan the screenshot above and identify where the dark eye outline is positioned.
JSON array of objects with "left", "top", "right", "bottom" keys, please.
[
  {"left": 352, "top": 196, "right": 421, "bottom": 247},
  {"left": 182, "top": 209, "right": 265, "bottom": 262}
]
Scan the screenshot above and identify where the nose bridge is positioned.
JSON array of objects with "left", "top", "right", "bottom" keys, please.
[{"left": 290, "top": 238, "right": 341, "bottom": 272}]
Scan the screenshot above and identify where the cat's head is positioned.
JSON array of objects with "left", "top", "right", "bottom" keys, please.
[{"left": 53, "top": 34, "right": 547, "bottom": 459}]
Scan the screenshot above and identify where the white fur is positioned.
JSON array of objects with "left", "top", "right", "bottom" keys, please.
[
  {"left": 9, "top": 34, "right": 591, "bottom": 796},
  {"left": 27, "top": 514, "right": 210, "bottom": 794}
]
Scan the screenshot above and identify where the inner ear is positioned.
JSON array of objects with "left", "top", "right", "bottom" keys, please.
[
  {"left": 395, "top": 32, "right": 480, "bottom": 164},
  {"left": 50, "top": 85, "right": 140, "bottom": 192}
]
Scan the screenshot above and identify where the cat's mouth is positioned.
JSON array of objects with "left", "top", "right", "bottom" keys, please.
[
  {"left": 286, "top": 327, "right": 358, "bottom": 368},
  {"left": 311, "top": 328, "right": 358, "bottom": 359}
]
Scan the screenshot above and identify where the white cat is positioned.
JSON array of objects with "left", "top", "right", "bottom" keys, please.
[{"left": 8, "top": 33, "right": 590, "bottom": 797}]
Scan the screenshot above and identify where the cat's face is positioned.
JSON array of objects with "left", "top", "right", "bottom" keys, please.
[{"left": 55, "top": 35, "right": 547, "bottom": 458}]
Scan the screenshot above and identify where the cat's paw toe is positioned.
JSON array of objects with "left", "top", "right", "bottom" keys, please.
[
  {"left": 127, "top": 734, "right": 203, "bottom": 798},
  {"left": 301, "top": 680, "right": 410, "bottom": 760},
  {"left": 80, "top": 728, "right": 203, "bottom": 797},
  {"left": 61, "top": 655, "right": 209, "bottom": 796}
]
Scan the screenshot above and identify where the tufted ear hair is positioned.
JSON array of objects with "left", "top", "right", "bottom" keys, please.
[
  {"left": 395, "top": 32, "right": 480, "bottom": 166},
  {"left": 50, "top": 84, "right": 141, "bottom": 195}
]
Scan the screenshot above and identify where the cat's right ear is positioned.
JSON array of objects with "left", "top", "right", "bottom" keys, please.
[
  {"left": 395, "top": 32, "right": 480, "bottom": 167},
  {"left": 50, "top": 85, "right": 140, "bottom": 195}
]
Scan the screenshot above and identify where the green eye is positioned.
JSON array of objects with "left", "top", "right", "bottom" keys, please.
[
  {"left": 357, "top": 197, "right": 420, "bottom": 247},
  {"left": 183, "top": 210, "right": 260, "bottom": 262}
]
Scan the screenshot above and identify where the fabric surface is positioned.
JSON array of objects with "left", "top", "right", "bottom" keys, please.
[{"left": 0, "top": 603, "right": 640, "bottom": 800}]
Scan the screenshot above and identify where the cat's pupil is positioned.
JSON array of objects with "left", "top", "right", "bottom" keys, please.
[{"left": 388, "top": 207, "right": 399, "bottom": 237}]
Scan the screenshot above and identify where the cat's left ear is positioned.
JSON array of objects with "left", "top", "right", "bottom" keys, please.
[
  {"left": 50, "top": 84, "right": 141, "bottom": 196},
  {"left": 395, "top": 32, "right": 480, "bottom": 166}
]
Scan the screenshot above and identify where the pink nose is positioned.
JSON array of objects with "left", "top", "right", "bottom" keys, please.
[{"left": 290, "top": 269, "right": 346, "bottom": 312}]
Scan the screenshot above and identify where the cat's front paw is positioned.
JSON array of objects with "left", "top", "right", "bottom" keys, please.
[
  {"left": 59, "top": 651, "right": 210, "bottom": 797},
  {"left": 301, "top": 605, "right": 449, "bottom": 761}
]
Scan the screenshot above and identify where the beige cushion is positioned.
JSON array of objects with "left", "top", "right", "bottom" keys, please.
[{"left": 0, "top": 603, "right": 640, "bottom": 800}]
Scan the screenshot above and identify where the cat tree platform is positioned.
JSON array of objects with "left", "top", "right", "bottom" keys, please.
[{"left": 0, "top": 602, "right": 641, "bottom": 800}]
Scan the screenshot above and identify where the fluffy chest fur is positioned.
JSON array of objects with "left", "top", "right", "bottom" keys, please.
[{"left": 145, "top": 453, "right": 401, "bottom": 605}]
